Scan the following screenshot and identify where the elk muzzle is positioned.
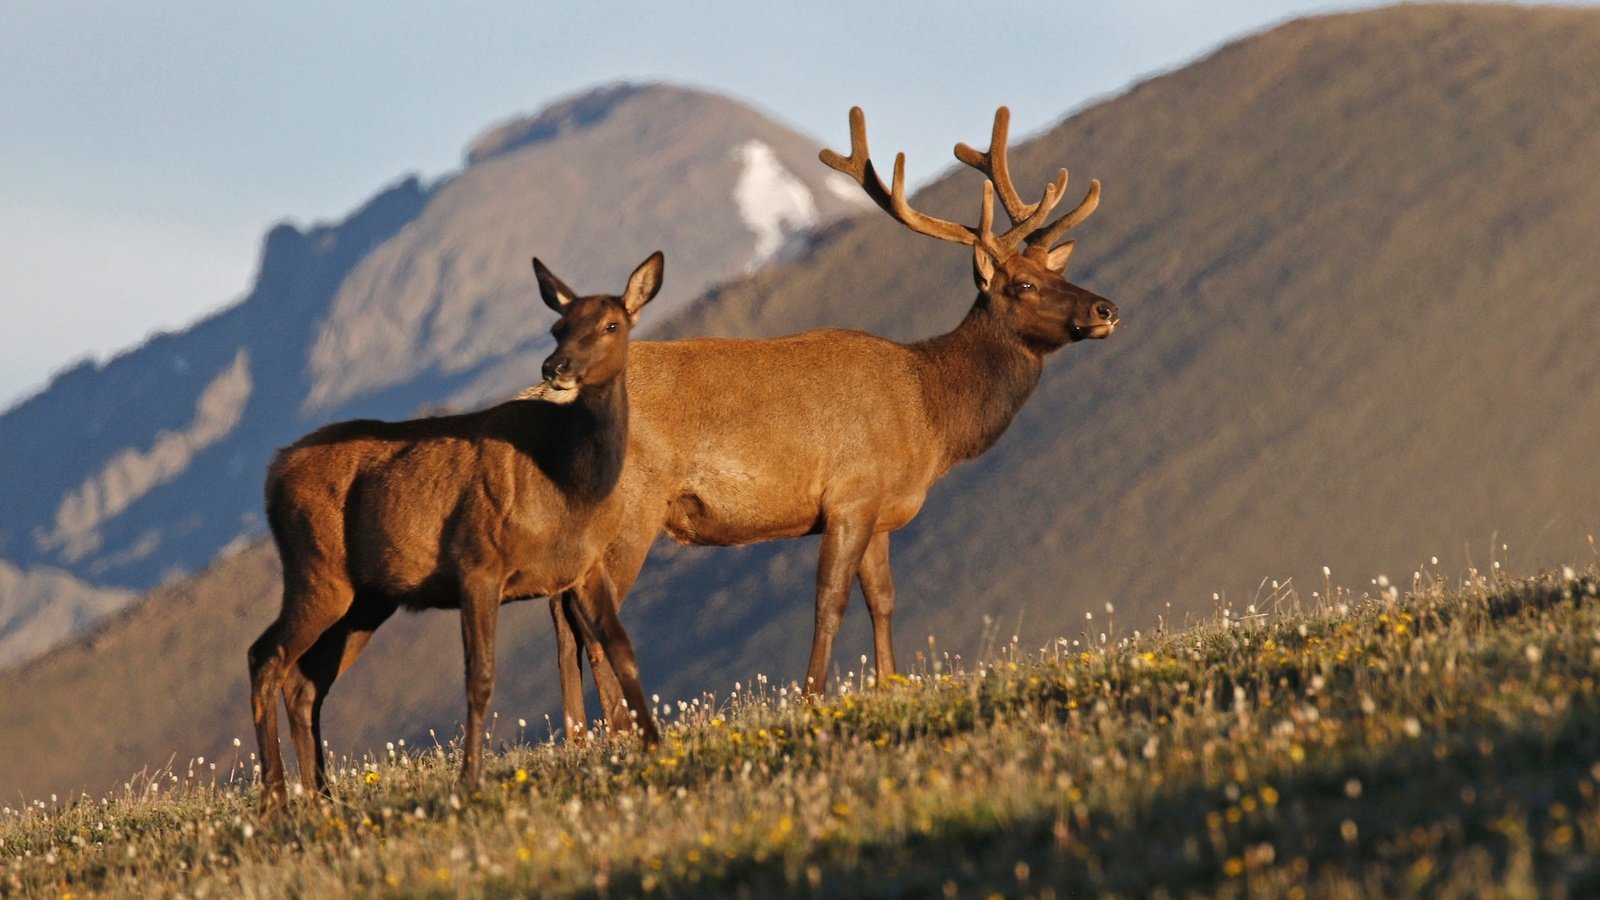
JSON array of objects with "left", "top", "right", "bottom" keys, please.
[
  {"left": 1070, "top": 298, "right": 1119, "bottom": 341},
  {"left": 543, "top": 354, "right": 578, "bottom": 390}
]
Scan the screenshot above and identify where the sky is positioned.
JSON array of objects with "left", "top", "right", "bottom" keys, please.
[{"left": 0, "top": 0, "right": 1416, "bottom": 411}]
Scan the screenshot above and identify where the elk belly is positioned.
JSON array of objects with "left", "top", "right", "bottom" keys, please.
[{"left": 663, "top": 488, "right": 824, "bottom": 546}]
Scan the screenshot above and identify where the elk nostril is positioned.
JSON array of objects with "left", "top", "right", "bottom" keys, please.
[
  {"left": 543, "top": 357, "right": 571, "bottom": 382},
  {"left": 1096, "top": 303, "right": 1116, "bottom": 322}
]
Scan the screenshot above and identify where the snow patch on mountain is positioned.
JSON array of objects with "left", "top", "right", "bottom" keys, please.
[
  {"left": 732, "top": 141, "right": 817, "bottom": 270},
  {"left": 824, "top": 172, "right": 874, "bottom": 207}
]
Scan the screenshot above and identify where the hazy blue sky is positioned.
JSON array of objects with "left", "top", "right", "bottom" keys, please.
[{"left": 0, "top": 1, "right": 1424, "bottom": 410}]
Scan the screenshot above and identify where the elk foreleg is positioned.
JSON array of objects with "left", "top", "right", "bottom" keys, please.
[
  {"left": 558, "top": 525, "right": 658, "bottom": 740},
  {"left": 857, "top": 530, "right": 898, "bottom": 684},
  {"left": 458, "top": 575, "right": 501, "bottom": 788},
  {"left": 549, "top": 592, "right": 592, "bottom": 740},
  {"left": 804, "top": 515, "right": 874, "bottom": 696},
  {"left": 566, "top": 566, "right": 659, "bottom": 745},
  {"left": 550, "top": 588, "right": 632, "bottom": 742}
]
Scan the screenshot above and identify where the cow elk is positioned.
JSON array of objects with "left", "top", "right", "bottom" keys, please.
[
  {"left": 543, "top": 106, "right": 1118, "bottom": 734},
  {"left": 247, "top": 252, "right": 665, "bottom": 814}
]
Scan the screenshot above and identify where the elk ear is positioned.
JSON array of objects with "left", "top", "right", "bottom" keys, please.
[
  {"left": 1045, "top": 240, "right": 1076, "bottom": 273},
  {"left": 972, "top": 244, "right": 997, "bottom": 293},
  {"left": 533, "top": 258, "right": 579, "bottom": 313},
  {"left": 622, "top": 251, "right": 665, "bottom": 317}
]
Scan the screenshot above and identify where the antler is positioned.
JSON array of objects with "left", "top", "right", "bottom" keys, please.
[
  {"left": 954, "top": 108, "right": 1066, "bottom": 232},
  {"left": 820, "top": 107, "right": 1000, "bottom": 254},
  {"left": 1025, "top": 178, "right": 1099, "bottom": 253},
  {"left": 955, "top": 107, "right": 1101, "bottom": 257},
  {"left": 822, "top": 106, "right": 1099, "bottom": 262}
]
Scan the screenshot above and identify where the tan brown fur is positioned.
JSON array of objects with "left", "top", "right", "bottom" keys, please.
[{"left": 547, "top": 108, "right": 1118, "bottom": 732}]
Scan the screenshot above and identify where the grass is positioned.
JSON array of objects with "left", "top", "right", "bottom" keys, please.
[{"left": 6, "top": 562, "right": 1600, "bottom": 897}]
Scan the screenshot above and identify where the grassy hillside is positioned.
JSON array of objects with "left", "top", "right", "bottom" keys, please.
[
  {"left": 6, "top": 564, "right": 1600, "bottom": 896},
  {"left": 6, "top": 3, "right": 1600, "bottom": 806}
]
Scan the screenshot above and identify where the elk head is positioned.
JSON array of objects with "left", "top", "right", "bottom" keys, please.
[
  {"left": 533, "top": 251, "right": 664, "bottom": 391},
  {"left": 821, "top": 107, "right": 1118, "bottom": 351}
]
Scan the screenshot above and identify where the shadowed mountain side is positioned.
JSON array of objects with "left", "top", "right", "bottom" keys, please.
[
  {"left": 0, "top": 180, "right": 431, "bottom": 663},
  {"left": 5, "top": 4, "right": 1600, "bottom": 802}
]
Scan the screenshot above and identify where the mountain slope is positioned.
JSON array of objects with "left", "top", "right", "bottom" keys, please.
[
  {"left": 0, "top": 84, "right": 862, "bottom": 666},
  {"left": 641, "top": 1, "right": 1600, "bottom": 660},
  {"left": 0, "top": 561, "right": 134, "bottom": 669},
  {"left": 304, "top": 83, "right": 866, "bottom": 413},
  {"left": 0, "top": 179, "right": 429, "bottom": 664},
  {"left": 5, "top": 5, "right": 1600, "bottom": 802}
]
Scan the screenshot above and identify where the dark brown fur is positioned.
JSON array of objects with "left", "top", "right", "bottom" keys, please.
[{"left": 247, "top": 253, "right": 664, "bottom": 814}]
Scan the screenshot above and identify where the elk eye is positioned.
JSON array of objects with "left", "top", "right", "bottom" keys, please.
[
  {"left": 1014, "top": 281, "right": 1035, "bottom": 293},
  {"left": 605, "top": 322, "right": 619, "bottom": 334}
]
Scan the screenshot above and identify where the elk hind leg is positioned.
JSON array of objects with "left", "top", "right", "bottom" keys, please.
[
  {"left": 857, "top": 530, "right": 898, "bottom": 683},
  {"left": 282, "top": 598, "right": 395, "bottom": 796},
  {"left": 247, "top": 582, "right": 353, "bottom": 813}
]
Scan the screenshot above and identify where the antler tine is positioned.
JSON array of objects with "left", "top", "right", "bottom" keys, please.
[
  {"left": 822, "top": 106, "right": 981, "bottom": 248},
  {"left": 955, "top": 106, "right": 1044, "bottom": 226},
  {"left": 888, "top": 152, "right": 983, "bottom": 246},
  {"left": 1025, "top": 179, "right": 1101, "bottom": 254},
  {"left": 818, "top": 107, "right": 896, "bottom": 213},
  {"left": 995, "top": 169, "right": 1068, "bottom": 249},
  {"left": 953, "top": 107, "right": 1079, "bottom": 256},
  {"left": 976, "top": 179, "right": 1001, "bottom": 257}
]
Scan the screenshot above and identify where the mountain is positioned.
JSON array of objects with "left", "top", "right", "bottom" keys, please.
[
  {"left": 645, "top": 1, "right": 1600, "bottom": 634},
  {"left": 0, "top": 83, "right": 865, "bottom": 668},
  {"left": 0, "top": 561, "right": 134, "bottom": 670},
  {"left": 7, "top": 4, "right": 1600, "bottom": 802}
]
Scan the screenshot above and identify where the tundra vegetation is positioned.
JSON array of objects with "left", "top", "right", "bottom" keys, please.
[{"left": 7, "top": 560, "right": 1600, "bottom": 896}]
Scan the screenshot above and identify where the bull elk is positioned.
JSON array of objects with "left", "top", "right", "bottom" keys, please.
[
  {"left": 247, "top": 252, "right": 665, "bottom": 814},
  {"left": 543, "top": 106, "right": 1117, "bottom": 734}
]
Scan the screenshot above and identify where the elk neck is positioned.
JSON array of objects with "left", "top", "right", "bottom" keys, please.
[
  {"left": 507, "top": 373, "right": 630, "bottom": 505},
  {"left": 911, "top": 296, "right": 1045, "bottom": 468}
]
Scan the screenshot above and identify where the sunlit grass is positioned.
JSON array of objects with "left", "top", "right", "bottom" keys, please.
[{"left": 6, "top": 563, "right": 1600, "bottom": 896}]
